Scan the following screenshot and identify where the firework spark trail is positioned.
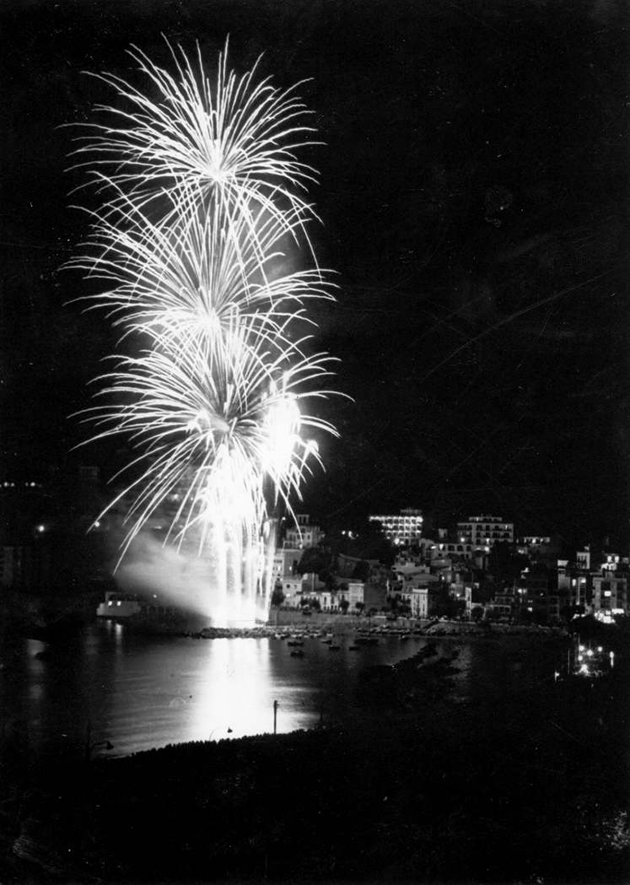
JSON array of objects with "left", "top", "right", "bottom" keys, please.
[
  {"left": 72, "top": 41, "right": 339, "bottom": 624},
  {"left": 70, "top": 198, "right": 334, "bottom": 358},
  {"left": 70, "top": 40, "right": 321, "bottom": 267}
]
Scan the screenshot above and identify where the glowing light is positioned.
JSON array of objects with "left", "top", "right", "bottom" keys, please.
[{"left": 70, "top": 42, "right": 340, "bottom": 626}]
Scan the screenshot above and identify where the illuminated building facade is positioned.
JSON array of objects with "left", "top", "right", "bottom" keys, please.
[
  {"left": 369, "top": 508, "right": 424, "bottom": 546},
  {"left": 592, "top": 574, "right": 627, "bottom": 618},
  {"left": 456, "top": 515, "right": 514, "bottom": 548}
]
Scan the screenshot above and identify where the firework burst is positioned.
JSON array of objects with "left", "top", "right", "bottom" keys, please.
[
  {"left": 72, "top": 41, "right": 339, "bottom": 623},
  {"left": 71, "top": 40, "right": 321, "bottom": 265}
]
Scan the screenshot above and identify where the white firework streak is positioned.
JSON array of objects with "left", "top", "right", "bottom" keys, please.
[
  {"left": 70, "top": 39, "right": 321, "bottom": 264},
  {"left": 71, "top": 42, "right": 341, "bottom": 619},
  {"left": 69, "top": 195, "right": 334, "bottom": 358},
  {"left": 82, "top": 323, "right": 337, "bottom": 559}
]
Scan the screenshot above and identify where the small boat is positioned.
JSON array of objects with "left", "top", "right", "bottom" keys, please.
[
  {"left": 290, "top": 649, "right": 305, "bottom": 658},
  {"left": 96, "top": 592, "right": 142, "bottom": 619},
  {"left": 287, "top": 640, "right": 304, "bottom": 647},
  {"left": 329, "top": 644, "right": 341, "bottom": 651},
  {"left": 348, "top": 645, "right": 359, "bottom": 651}
]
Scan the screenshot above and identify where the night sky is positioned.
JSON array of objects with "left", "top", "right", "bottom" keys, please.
[{"left": 1, "top": 0, "right": 628, "bottom": 547}]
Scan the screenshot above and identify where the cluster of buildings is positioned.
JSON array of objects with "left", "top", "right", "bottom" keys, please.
[{"left": 272, "top": 510, "right": 629, "bottom": 625}]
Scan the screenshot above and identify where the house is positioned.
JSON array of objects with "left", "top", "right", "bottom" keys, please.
[
  {"left": 277, "top": 576, "right": 303, "bottom": 607},
  {"left": 406, "top": 587, "right": 429, "bottom": 619},
  {"left": 347, "top": 582, "right": 365, "bottom": 608},
  {"left": 283, "top": 514, "right": 324, "bottom": 550}
]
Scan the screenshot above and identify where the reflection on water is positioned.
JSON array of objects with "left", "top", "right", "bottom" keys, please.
[{"left": 0, "top": 623, "right": 566, "bottom": 758}]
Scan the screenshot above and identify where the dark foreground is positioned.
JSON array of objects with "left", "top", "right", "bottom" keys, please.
[{"left": 1, "top": 638, "right": 628, "bottom": 885}]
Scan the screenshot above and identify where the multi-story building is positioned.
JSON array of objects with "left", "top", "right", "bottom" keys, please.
[
  {"left": 272, "top": 515, "right": 325, "bottom": 609},
  {"left": 576, "top": 546, "right": 593, "bottom": 571},
  {"left": 271, "top": 548, "right": 302, "bottom": 583},
  {"left": 283, "top": 514, "right": 324, "bottom": 550},
  {"left": 516, "top": 535, "right": 560, "bottom": 566},
  {"left": 519, "top": 535, "right": 551, "bottom": 548},
  {"left": 557, "top": 546, "right": 628, "bottom": 623},
  {"left": 456, "top": 515, "right": 514, "bottom": 548},
  {"left": 592, "top": 574, "right": 627, "bottom": 619},
  {"left": 346, "top": 582, "right": 365, "bottom": 609},
  {"left": 434, "top": 540, "right": 475, "bottom": 560},
  {"left": 601, "top": 552, "right": 627, "bottom": 572},
  {"left": 491, "top": 590, "right": 518, "bottom": 620},
  {"left": 369, "top": 508, "right": 424, "bottom": 546},
  {"left": 274, "top": 575, "right": 303, "bottom": 607},
  {"left": 557, "top": 559, "right": 592, "bottom": 612},
  {"left": 519, "top": 566, "right": 559, "bottom": 622},
  {"left": 405, "top": 587, "right": 429, "bottom": 619}
]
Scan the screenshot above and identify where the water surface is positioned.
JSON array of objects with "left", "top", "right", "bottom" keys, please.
[{"left": 0, "top": 622, "right": 565, "bottom": 758}]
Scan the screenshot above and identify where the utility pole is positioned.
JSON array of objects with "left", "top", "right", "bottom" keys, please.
[{"left": 273, "top": 699, "right": 279, "bottom": 734}]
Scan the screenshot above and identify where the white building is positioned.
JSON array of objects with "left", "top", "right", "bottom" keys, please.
[
  {"left": 276, "top": 576, "right": 303, "bottom": 607},
  {"left": 576, "top": 546, "right": 592, "bottom": 571},
  {"left": 347, "top": 582, "right": 365, "bottom": 608},
  {"left": 601, "top": 552, "right": 625, "bottom": 572},
  {"left": 592, "top": 574, "right": 627, "bottom": 618},
  {"left": 405, "top": 587, "right": 429, "bottom": 619},
  {"left": 369, "top": 508, "right": 424, "bottom": 546},
  {"left": 456, "top": 515, "right": 514, "bottom": 548}
]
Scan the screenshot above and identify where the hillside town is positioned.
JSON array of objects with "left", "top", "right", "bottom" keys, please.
[{"left": 272, "top": 509, "right": 628, "bottom": 627}]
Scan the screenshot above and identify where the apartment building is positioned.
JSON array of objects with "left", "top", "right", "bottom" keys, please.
[
  {"left": 369, "top": 508, "right": 424, "bottom": 545},
  {"left": 456, "top": 515, "right": 514, "bottom": 548}
]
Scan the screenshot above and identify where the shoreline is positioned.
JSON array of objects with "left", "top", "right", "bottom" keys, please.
[
  {"left": 3, "top": 637, "right": 627, "bottom": 884},
  {"left": 130, "top": 617, "right": 566, "bottom": 640}
]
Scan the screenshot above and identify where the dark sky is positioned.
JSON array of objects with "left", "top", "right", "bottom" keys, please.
[{"left": 1, "top": 0, "right": 628, "bottom": 546}]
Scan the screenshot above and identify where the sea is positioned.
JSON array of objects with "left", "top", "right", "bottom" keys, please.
[{"left": 0, "top": 620, "right": 567, "bottom": 760}]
